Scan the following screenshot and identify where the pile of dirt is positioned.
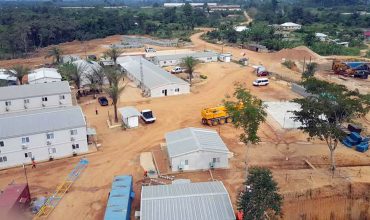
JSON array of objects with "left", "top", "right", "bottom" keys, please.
[{"left": 273, "top": 46, "right": 322, "bottom": 61}]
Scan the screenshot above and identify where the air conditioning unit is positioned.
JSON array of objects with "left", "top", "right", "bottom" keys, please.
[
  {"left": 70, "top": 137, "right": 75, "bottom": 141},
  {"left": 49, "top": 155, "right": 54, "bottom": 161},
  {"left": 59, "top": 100, "right": 64, "bottom": 105},
  {"left": 46, "top": 141, "right": 52, "bottom": 145},
  {"left": 42, "top": 103, "right": 46, "bottom": 107},
  {"left": 209, "top": 162, "right": 215, "bottom": 169},
  {"left": 72, "top": 150, "right": 77, "bottom": 156},
  {"left": 5, "top": 107, "right": 9, "bottom": 112},
  {"left": 21, "top": 144, "right": 28, "bottom": 149},
  {"left": 24, "top": 104, "right": 28, "bottom": 109}
]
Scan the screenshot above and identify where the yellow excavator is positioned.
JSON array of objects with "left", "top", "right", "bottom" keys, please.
[{"left": 201, "top": 105, "right": 233, "bottom": 126}]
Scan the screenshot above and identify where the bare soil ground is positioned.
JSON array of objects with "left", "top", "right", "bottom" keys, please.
[{"left": 0, "top": 32, "right": 370, "bottom": 220}]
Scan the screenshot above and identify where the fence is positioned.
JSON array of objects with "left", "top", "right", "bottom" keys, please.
[{"left": 291, "top": 83, "right": 311, "bottom": 97}]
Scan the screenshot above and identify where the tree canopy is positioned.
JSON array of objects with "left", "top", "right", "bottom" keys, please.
[
  {"left": 225, "top": 83, "right": 267, "bottom": 145},
  {"left": 237, "top": 166, "right": 283, "bottom": 220},
  {"left": 291, "top": 78, "right": 370, "bottom": 170}
]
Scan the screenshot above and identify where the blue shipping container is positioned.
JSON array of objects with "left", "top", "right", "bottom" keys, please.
[{"left": 104, "top": 175, "right": 135, "bottom": 220}]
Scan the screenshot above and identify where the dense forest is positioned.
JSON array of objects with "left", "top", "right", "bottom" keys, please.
[{"left": 0, "top": 5, "right": 242, "bottom": 59}]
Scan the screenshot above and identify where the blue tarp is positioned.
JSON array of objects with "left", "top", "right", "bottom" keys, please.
[
  {"left": 344, "top": 62, "right": 370, "bottom": 70},
  {"left": 104, "top": 175, "right": 133, "bottom": 220}
]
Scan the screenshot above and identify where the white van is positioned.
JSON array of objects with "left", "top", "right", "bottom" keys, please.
[{"left": 253, "top": 78, "right": 269, "bottom": 86}]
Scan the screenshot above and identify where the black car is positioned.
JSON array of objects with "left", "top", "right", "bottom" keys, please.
[
  {"left": 98, "top": 96, "right": 109, "bottom": 106},
  {"left": 353, "top": 71, "right": 369, "bottom": 79}
]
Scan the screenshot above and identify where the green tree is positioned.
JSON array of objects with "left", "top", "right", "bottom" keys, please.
[
  {"left": 10, "top": 65, "right": 29, "bottom": 85},
  {"left": 180, "top": 56, "right": 199, "bottom": 86},
  {"left": 237, "top": 167, "right": 283, "bottom": 220},
  {"left": 58, "top": 62, "right": 85, "bottom": 96},
  {"left": 224, "top": 84, "right": 267, "bottom": 145},
  {"left": 104, "top": 47, "right": 123, "bottom": 66},
  {"left": 304, "top": 32, "right": 317, "bottom": 47},
  {"left": 105, "top": 84, "right": 125, "bottom": 123},
  {"left": 302, "top": 62, "right": 318, "bottom": 79},
  {"left": 291, "top": 78, "right": 370, "bottom": 171},
  {"left": 45, "top": 46, "right": 63, "bottom": 64}
]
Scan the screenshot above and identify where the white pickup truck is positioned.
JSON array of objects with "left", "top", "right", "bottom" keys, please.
[{"left": 170, "top": 66, "right": 184, "bottom": 74}]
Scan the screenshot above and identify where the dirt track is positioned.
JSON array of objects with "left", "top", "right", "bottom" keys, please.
[{"left": 0, "top": 32, "right": 370, "bottom": 219}]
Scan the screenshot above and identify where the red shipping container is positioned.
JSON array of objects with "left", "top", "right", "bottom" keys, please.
[{"left": 0, "top": 184, "right": 31, "bottom": 219}]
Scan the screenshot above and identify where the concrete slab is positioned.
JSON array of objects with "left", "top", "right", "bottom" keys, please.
[
  {"left": 140, "top": 152, "right": 158, "bottom": 178},
  {"left": 265, "top": 101, "right": 303, "bottom": 129}
]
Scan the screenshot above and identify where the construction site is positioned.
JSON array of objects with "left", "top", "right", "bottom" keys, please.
[{"left": 0, "top": 29, "right": 369, "bottom": 220}]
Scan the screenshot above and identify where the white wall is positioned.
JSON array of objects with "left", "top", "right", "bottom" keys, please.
[
  {"left": 157, "top": 56, "right": 218, "bottom": 67},
  {"left": 150, "top": 84, "right": 190, "bottom": 98},
  {"left": 170, "top": 150, "right": 229, "bottom": 172},
  {"left": 0, "top": 127, "right": 88, "bottom": 169},
  {"left": 122, "top": 116, "right": 139, "bottom": 128},
  {"left": 0, "top": 93, "right": 72, "bottom": 114},
  {"left": 29, "top": 77, "right": 62, "bottom": 84}
]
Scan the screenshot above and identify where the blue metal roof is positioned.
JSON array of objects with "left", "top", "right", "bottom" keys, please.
[
  {"left": 344, "top": 62, "right": 369, "bottom": 69},
  {"left": 104, "top": 175, "right": 133, "bottom": 220}
]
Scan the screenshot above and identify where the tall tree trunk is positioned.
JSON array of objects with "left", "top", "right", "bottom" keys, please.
[
  {"left": 329, "top": 148, "right": 335, "bottom": 171},
  {"left": 114, "top": 103, "right": 118, "bottom": 123}
]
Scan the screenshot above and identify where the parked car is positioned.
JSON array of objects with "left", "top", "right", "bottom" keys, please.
[
  {"left": 141, "top": 109, "right": 156, "bottom": 124},
  {"left": 145, "top": 47, "right": 156, "bottom": 53},
  {"left": 353, "top": 71, "right": 369, "bottom": 79},
  {"left": 257, "top": 71, "right": 269, "bottom": 77},
  {"left": 253, "top": 78, "right": 269, "bottom": 86},
  {"left": 171, "top": 66, "right": 184, "bottom": 74},
  {"left": 98, "top": 96, "right": 109, "bottom": 106}
]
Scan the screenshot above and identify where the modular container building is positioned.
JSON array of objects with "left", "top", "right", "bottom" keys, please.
[
  {"left": 104, "top": 175, "right": 134, "bottom": 220},
  {"left": 0, "top": 184, "right": 31, "bottom": 219}
]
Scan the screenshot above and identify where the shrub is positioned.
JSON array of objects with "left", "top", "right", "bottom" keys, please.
[
  {"left": 200, "top": 74, "right": 208, "bottom": 79},
  {"left": 281, "top": 60, "right": 296, "bottom": 69}
]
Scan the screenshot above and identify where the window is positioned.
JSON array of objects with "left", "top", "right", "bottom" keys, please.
[
  {"left": 184, "top": 160, "right": 188, "bottom": 165},
  {"left": 0, "top": 141, "right": 3, "bottom": 147},
  {"left": 22, "top": 137, "right": 30, "bottom": 143},
  {"left": 46, "top": 133, "right": 54, "bottom": 140},
  {"left": 72, "top": 144, "right": 80, "bottom": 149},
  {"left": 5, "top": 101, "right": 11, "bottom": 106},
  {"left": 24, "top": 152, "right": 32, "bottom": 158},
  {"left": 175, "top": 88, "right": 180, "bottom": 92},
  {"left": 70, "top": 129, "right": 77, "bottom": 135},
  {"left": 49, "top": 148, "right": 56, "bottom": 154},
  {"left": 24, "top": 99, "right": 30, "bottom": 104},
  {"left": 59, "top": 95, "right": 65, "bottom": 100},
  {"left": 42, "top": 97, "right": 48, "bottom": 102},
  {"left": 212, "top": 157, "right": 220, "bottom": 163},
  {"left": 0, "top": 156, "right": 7, "bottom": 163}
]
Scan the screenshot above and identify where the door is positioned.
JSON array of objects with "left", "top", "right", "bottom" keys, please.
[{"left": 164, "top": 89, "right": 167, "bottom": 96}]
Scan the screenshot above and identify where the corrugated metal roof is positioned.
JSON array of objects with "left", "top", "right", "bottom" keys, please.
[
  {"left": 165, "top": 127, "right": 229, "bottom": 158},
  {"left": 154, "top": 51, "right": 218, "bottom": 62},
  {"left": 140, "top": 181, "right": 235, "bottom": 220},
  {"left": 28, "top": 68, "right": 62, "bottom": 82},
  {"left": 118, "top": 106, "right": 140, "bottom": 118},
  {"left": 104, "top": 175, "right": 133, "bottom": 220},
  {"left": 117, "top": 56, "right": 188, "bottom": 90},
  {"left": 0, "top": 106, "right": 86, "bottom": 139},
  {"left": 0, "top": 81, "right": 70, "bottom": 101}
]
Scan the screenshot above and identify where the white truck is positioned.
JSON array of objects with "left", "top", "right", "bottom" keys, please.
[{"left": 170, "top": 66, "right": 184, "bottom": 74}]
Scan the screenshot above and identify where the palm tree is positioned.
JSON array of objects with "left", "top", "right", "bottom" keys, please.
[
  {"left": 45, "top": 46, "right": 63, "bottom": 64},
  {"left": 104, "top": 46, "right": 123, "bottom": 65},
  {"left": 91, "top": 67, "right": 106, "bottom": 92},
  {"left": 180, "top": 56, "right": 199, "bottom": 86},
  {"left": 105, "top": 84, "right": 126, "bottom": 123},
  {"left": 10, "top": 65, "right": 30, "bottom": 85},
  {"left": 58, "top": 62, "right": 85, "bottom": 97},
  {"left": 104, "top": 66, "right": 124, "bottom": 87}
]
